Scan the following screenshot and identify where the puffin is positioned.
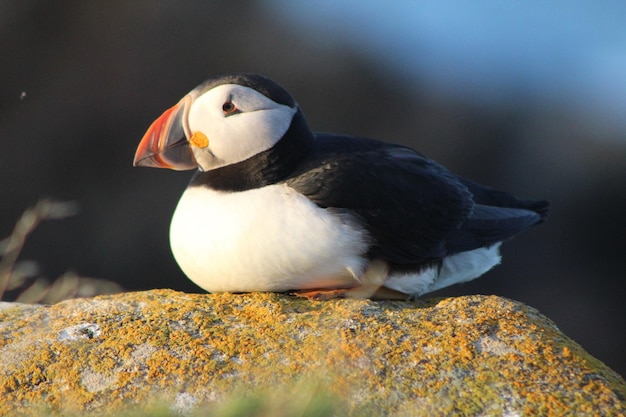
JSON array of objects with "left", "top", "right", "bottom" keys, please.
[{"left": 134, "top": 73, "right": 548, "bottom": 299}]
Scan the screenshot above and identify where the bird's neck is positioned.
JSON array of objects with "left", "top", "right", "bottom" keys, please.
[{"left": 188, "top": 111, "right": 314, "bottom": 192}]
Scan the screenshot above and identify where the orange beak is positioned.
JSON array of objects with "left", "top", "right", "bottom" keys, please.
[{"left": 133, "top": 95, "right": 198, "bottom": 171}]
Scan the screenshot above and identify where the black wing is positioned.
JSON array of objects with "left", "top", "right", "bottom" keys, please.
[
  {"left": 441, "top": 176, "right": 549, "bottom": 252},
  {"left": 286, "top": 134, "right": 548, "bottom": 265},
  {"left": 286, "top": 134, "right": 475, "bottom": 263},
  {"left": 457, "top": 176, "right": 549, "bottom": 221}
]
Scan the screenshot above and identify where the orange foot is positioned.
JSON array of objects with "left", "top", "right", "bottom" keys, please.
[
  {"left": 292, "top": 286, "right": 410, "bottom": 300},
  {"left": 291, "top": 288, "right": 352, "bottom": 300}
]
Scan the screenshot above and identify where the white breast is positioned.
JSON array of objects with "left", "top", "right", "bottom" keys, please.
[{"left": 169, "top": 184, "right": 371, "bottom": 293}]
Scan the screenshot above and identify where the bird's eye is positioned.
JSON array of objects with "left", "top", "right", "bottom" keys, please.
[{"left": 222, "top": 102, "right": 238, "bottom": 114}]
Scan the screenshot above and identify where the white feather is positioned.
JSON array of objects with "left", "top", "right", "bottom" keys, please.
[
  {"left": 382, "top": 243, "right": 502, "bottom": 296},
  {"left": 187, "top": 84, "right": 297, "bottom": 171},
  {"left": 169, "top": 184, "right": 370, "bottom": 293}
]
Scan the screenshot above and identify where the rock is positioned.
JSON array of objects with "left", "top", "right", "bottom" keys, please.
[{"left": 0, "top": 290, "right": 624, "bottom": 416}]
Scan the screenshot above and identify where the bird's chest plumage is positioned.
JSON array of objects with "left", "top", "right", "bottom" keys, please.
[{"left": 169, "top": 184, "right": 370, "bottom": 293}]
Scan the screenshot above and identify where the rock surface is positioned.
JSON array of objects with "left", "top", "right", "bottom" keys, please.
[{"left": 0, "top": 290, "right": 624, "bottom": 416}]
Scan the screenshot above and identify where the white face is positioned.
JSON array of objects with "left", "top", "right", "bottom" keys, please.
[{"left": 186, "top": 84, "right": 297, "bottom": 171}]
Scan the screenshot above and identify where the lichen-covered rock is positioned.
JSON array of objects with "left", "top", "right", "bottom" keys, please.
[{"left": 0, "top": 290, "right": 624, "bottom": 416}]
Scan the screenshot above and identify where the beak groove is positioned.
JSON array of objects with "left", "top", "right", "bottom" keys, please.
[{"left": 133, "top": 95, "right": 198, "bottom": 171}]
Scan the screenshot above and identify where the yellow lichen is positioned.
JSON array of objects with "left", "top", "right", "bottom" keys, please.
[{"left": 0, "top": 290, "right": 624, "bottom": 416}]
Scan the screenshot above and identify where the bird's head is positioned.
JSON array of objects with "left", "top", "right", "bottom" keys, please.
[{"left": 133, "top": 74, "right": 299, "bottom": 172}]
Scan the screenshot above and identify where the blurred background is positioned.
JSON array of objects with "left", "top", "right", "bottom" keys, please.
[{"left": 1, "top": 1, "right": 625, "bottom": 376}]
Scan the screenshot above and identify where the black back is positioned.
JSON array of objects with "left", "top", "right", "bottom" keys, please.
[{"left": 285, "top": 133, "right": 548, "bottom": 264}]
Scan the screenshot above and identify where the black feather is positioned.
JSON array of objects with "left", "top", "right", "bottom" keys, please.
[{"left": 286, "top": 133, "right": 548, "bottom": 265}]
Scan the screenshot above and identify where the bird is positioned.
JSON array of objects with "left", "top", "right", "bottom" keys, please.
[{"left": 134, "top": 73, "right": 548, "bottom": 300}]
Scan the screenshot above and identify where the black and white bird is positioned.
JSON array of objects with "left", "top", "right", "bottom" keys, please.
[{"left": 134, "top": 73, "right": 548, "bottom": 299}]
